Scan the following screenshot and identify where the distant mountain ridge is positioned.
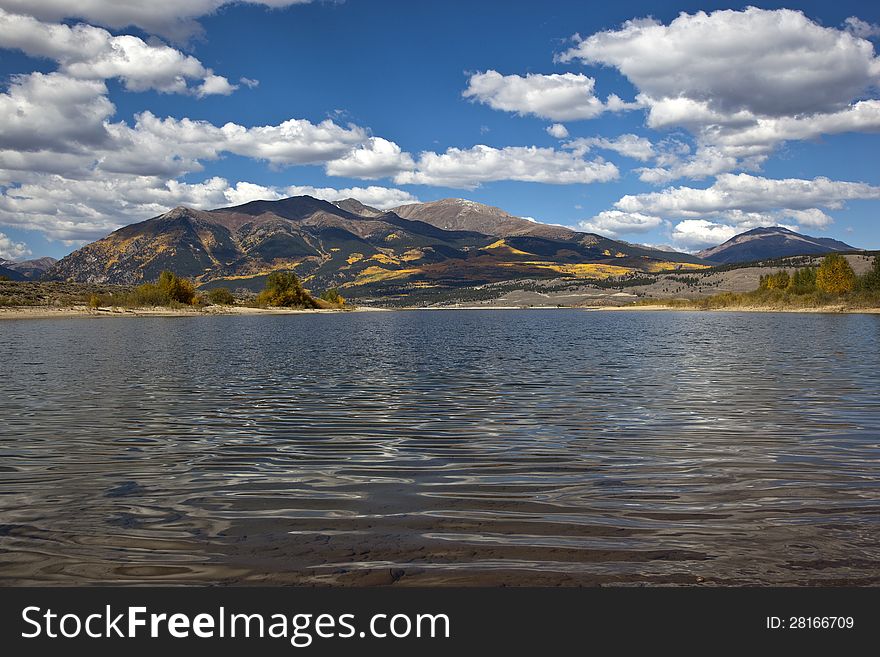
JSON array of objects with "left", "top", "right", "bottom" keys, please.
[
  {"left": 697, "top": 226, "right": 857, "bottom": 264},
  {"left": 46, "top": 195, "right": 709, "bottom": 293},
  {"left": 331, "top": 198, "right": 385, "bottom": 217},
  {"left": 0, "top": 263, "right": 24, "bottom": 280},
  {"left": 0, "top": 256, "right": 57, "bottom": 280},
  {"left": 389, "top": 198, "right": 576, "bottom": 240}
]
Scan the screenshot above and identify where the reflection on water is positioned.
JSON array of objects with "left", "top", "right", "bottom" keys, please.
[{"left": 1, "top": 310, "right": 878, "bottom": 585}]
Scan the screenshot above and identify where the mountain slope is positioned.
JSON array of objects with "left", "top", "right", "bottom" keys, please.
[
  {"left": 390, "top": 198, "right": 576, "bottom": 240},
  {"left": 697, "top": 227, "right": 857, "bottom": 264},
  {"left": 46, "top": 195, "right": 711, "bottom": 293},
  {"left": 0, "top": 263, "right": 26, "bottom": 281},
  {"left": 47, "top": 198, "right": 481, "bottom": 287},
  {"left": 332, "top": 198, "right": 384, "bottom": 217}
]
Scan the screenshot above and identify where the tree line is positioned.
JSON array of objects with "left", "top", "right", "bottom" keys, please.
[{"left": 759, "top": 253, "right": 880, "bottom": 295}]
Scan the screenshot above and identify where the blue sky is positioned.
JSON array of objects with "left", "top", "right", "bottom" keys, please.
[{"left": 0, "top": 0, "right": 878, "bottom": 261}]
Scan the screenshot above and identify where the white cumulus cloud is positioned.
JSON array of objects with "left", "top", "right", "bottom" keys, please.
[
  {"left": 0, "top": 231, "right": 31, "bottom": 260},
  {"left": 565, "top": 134, "right": 655, "bottom": 162},
  {"left": 602, "top": 173, "right": 880, "bottom": 249},
  {"left": 615, "top": 174, "right": 880, "bottom": 217},
  {"left": 0, "top": 73, "right": 114, "bottom": 153},
  {"left": 463, "top": 70, "right": 639, "bottom": 121},
  {"left": 325, "top": 137, "right": 416, "bottom": 179},
  {"left": 394, "top": 144, "right": 619, "bottom": 188},
  {"left": 0, "top": 9, "right": 236, "bottom": 95},
  {"left": 546, "top": 123, "right": 569, "bottom": 139},
  {"left": 558, "top": 8, "right": 880, "bottom": 180},
  {"left": 670, "top": 219, "right": 737, "bottom": 249},
  {"left": 219, "top": 118, "right": 369, "bottom": 166},
  {"left": 0, "top": 68, "right": 414, "bottom": 241},
  {"left": 0, "top": 1, "right": 314, "bottom": 41},
  {"left": 560, "top": 8, "right": 880, "bottom": 118},
  {"left": 287, "top": 185, "right": 419, "bottom": 210},
  {"left": 578, "top": 210, "right": 664, "bottom": 237},
  {"left": 844, "top": 17, "right": 880, "bottom": 39},
  {"left": 636, "top": 146, "right": 744, "bottom": 184},
  {"left": 0, "top": 175, "right": 419, "bottom": 242}
]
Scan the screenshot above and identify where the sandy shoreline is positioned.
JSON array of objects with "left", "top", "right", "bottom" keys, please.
[
  {"left": 0, "top": 305, "right": 388, "bottom": 320},
  {"left": 409, "top": 304, "right": 880, "bottom": 314},
  {"left": 2, "top": 303, "right": 880, "bottom": 320},
  {"left": 583, "top": 304, "right": 880, "bottom": 314}
]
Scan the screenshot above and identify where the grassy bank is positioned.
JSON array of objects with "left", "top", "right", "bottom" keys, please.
[
  {"left": 636, "top": 288, "right": 880, "bottom": 311},
  {"left": 637, "top": 253, "right": 880, "bottom": 311},
  {"left": 0, "top": 270, "right": 349, "bottom": 314},
  {"left": 0, "top": 280, "right": 132, "bottom": 308}
]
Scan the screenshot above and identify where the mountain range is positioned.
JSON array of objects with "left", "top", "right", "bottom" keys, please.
[
  {"left": 33, "top": 199, "right": 864, "bottom": 295},
  {"left": 696, "top": 226, "right": 856, "bottom": 264},
  {"left": 44, "top": 196, "right": 706, "bottom": 294},
  {"left": 0, "top": 256, "right": 57, "bottom": 281}
]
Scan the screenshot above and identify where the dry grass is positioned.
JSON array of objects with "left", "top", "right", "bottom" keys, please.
[
  {"left": 0, "top": 280, "right": 132, "bottom": 307},
  {"left": 502, "top": 262, "right": 634, "bottom": 279},
  {"left": 347, "top": 266, "right": 421, "bottom": 286},
  {"left": 647, "top": 261, "right": 711, "bottom": 273},
  {"left": 639, "top": 287, "right": 880, "bottom": 310}
]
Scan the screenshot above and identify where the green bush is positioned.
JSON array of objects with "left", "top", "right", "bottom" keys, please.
[
  {"left": 157, "top": 270, "right": 197, "bottom": 304},
  {"left": 256, "top": 271, "right": 318, "bottom": 308},
  {"left": 319, "top": 287, "right": 345, "bottom": 305},
  {"left": 128, "top": 282, "right": 171, "bottom": 306},
  {"left": 207, "top": 287, "right": 235, "bottom": 305},
  {"left": 787, "top": 267, "right": 817, "bottom": 294},
  {"left": 858, "top": 255, "right": 880, "bottom": 291}
]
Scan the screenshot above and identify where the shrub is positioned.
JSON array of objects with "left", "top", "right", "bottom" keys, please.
[
  {"left": 816, "top": 253, "right": 857, "bottom": 294},
  {"left": 157, "top": 270, "right": 197, "bottom": 304},
  {"left": 207, "top": 287, "right": 235, "bottom": 305},
  {"left": 129, "top": 282, "right": 171, "bottom": 306},
  {"left": 256, "top": 271, "right": 317, "bottom": 308},
  {"left": 787, "top": 267, "right": 817, "bottom": 294},
  {"left": 859, "top": 255, "right": 880, "bottom": 291},
  {"left": 319, "top": 287, "right": 345, "bottom": 305},
  {"left": 88, "top": 294, "right": 101, "bottom": 309}
]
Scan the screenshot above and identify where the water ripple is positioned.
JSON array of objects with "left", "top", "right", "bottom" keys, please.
[{"left": 1, "top": 310, "right": 878, "bottom": 585}]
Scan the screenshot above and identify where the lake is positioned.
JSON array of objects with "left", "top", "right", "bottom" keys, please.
[{"left": 1, "top": 309, "right": 878, "bottom": 585}]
